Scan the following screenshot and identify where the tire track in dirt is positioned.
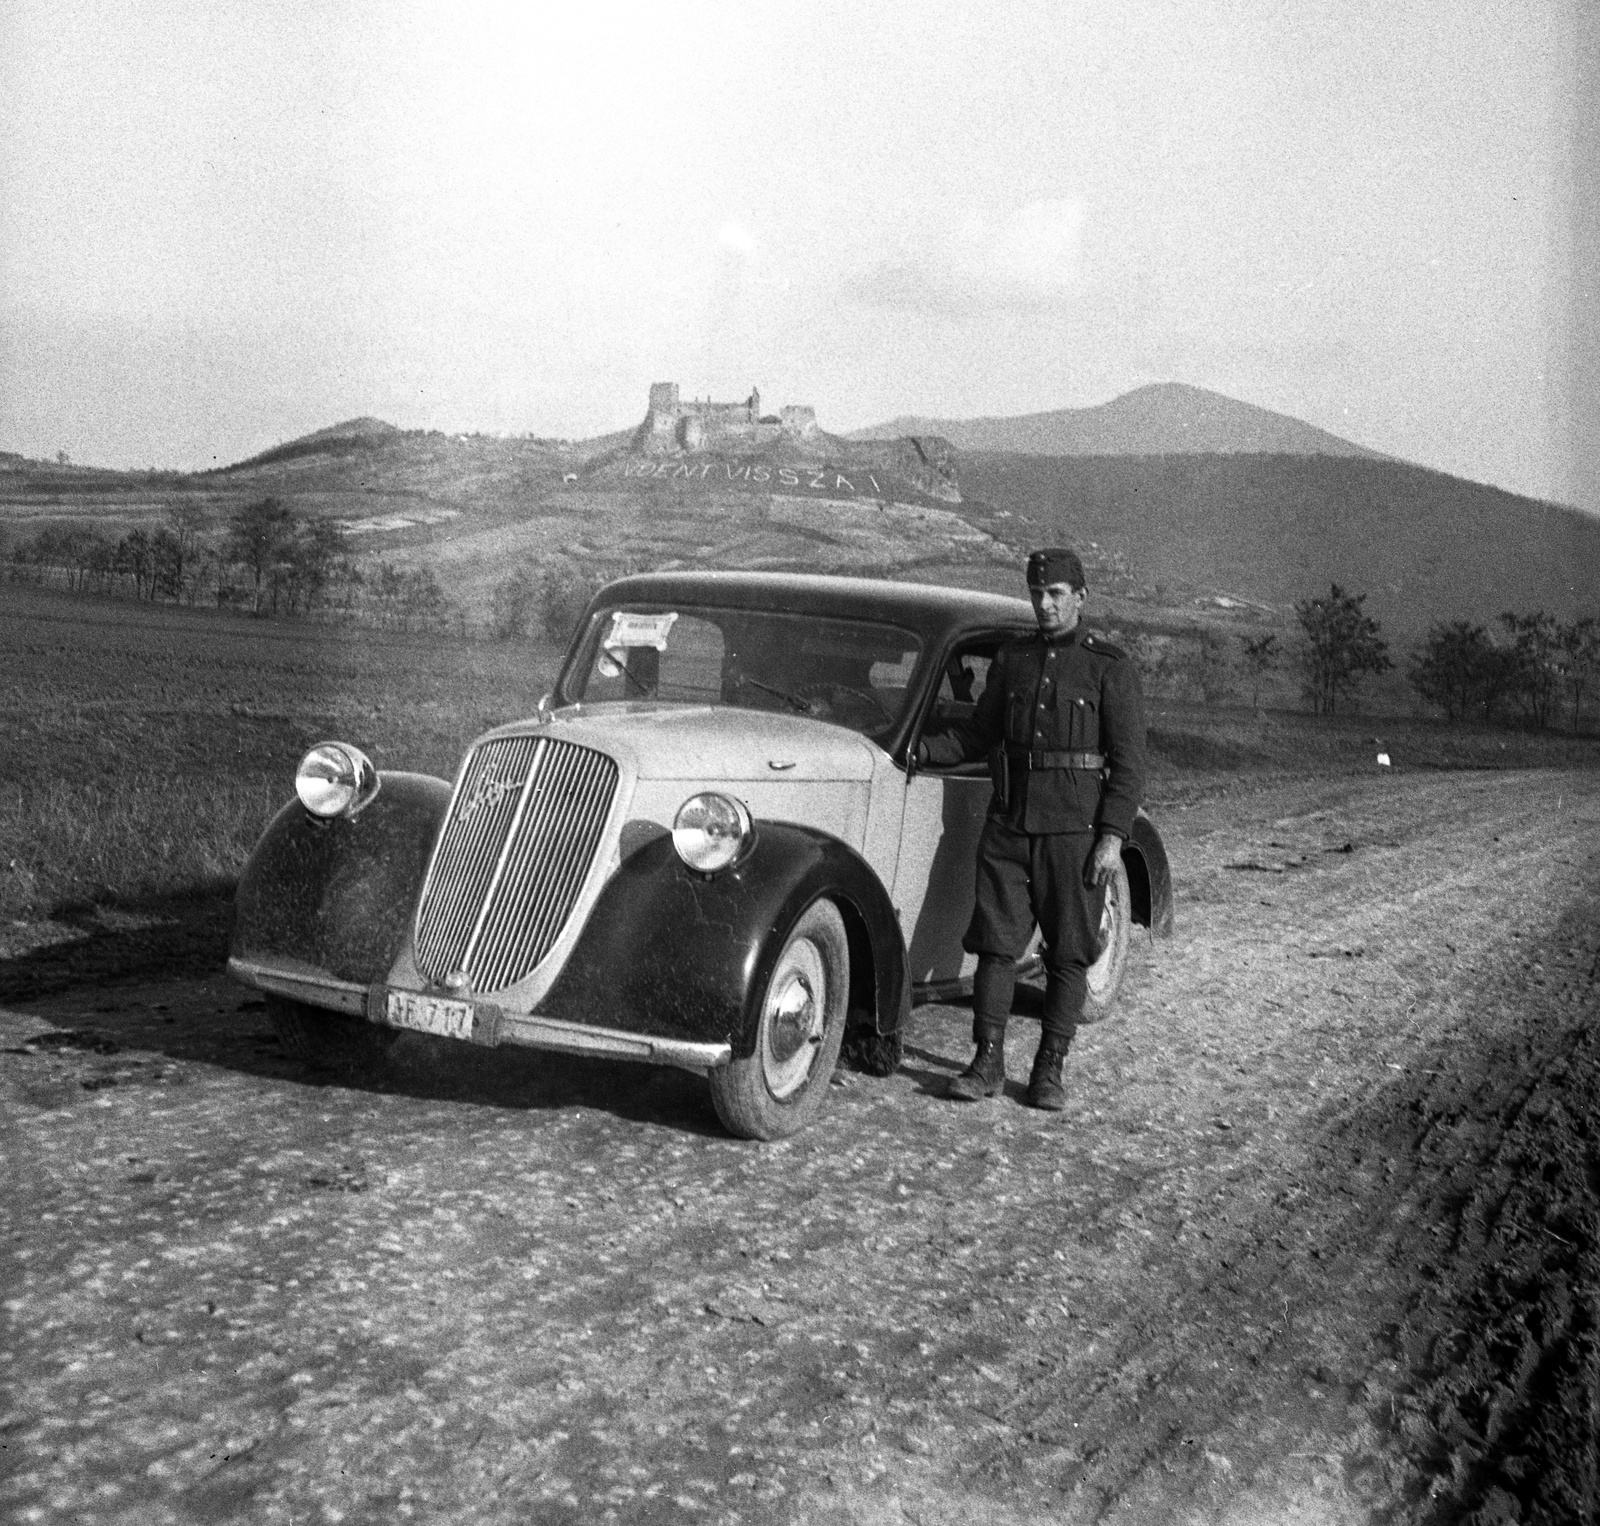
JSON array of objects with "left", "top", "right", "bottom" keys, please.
[
  {"left": 1, "top": 769, "right": 1596, "bottom": 1525},
  {"left": 925, "top": 770, "right": 1600, "bottom": 1521}
]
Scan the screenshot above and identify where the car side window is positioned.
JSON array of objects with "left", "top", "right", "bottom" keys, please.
[
  {"left": 937, "top": 651, "right": 992, "bottom": 715},
  {"left": 917, "top": 643, "right": 998, "bottom": 772}
]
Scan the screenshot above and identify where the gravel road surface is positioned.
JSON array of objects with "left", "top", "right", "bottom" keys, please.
[{"left": 4, "top": 767, "right": 1597, "bottom": 1524}]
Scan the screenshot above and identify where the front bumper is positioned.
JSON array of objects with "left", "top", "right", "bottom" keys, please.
[{"left": 227, "top": 956, "right": 733, "bottom": 1075}]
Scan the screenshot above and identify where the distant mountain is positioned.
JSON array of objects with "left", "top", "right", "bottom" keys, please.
[
  {"left": 850, "top": 383, "right": 1382, "bottom": 460},
  {"left": 297, "top": 416, "right": 401, "bottom": 445},
  {"left": 957, "top": 450, "right": 1600, "bottom": 641}
]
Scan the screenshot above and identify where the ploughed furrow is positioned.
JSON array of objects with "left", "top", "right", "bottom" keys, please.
[
  {"left": 1311, "top": 858, "right": 1600, "bottom": 1525},
  {"left": 1375, "top": 1018, "right": 1600, "bottom": 1523}
]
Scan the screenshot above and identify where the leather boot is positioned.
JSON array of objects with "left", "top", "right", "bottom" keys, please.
[
  {"left": 946, "top": 1022, "right": 1007, "bottom": 1101},
  {"left": 1025, "top": 1039, "right": 1071, "bottom": 1111}
]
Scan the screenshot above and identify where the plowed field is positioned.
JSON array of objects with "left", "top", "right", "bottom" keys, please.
[{"left": 4, "top": 767, "right": 1597, "bottom": 1524}]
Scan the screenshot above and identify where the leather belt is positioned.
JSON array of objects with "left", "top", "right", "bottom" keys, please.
[{"left": 1005, "top": 745, "right": 1105, "bottom": 771}]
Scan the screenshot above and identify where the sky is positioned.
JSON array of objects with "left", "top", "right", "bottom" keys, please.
[{"left": 1, "top": 0, "right": 1595, "bottom": 512}]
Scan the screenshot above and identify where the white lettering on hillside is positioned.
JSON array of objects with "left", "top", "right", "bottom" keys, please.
[{"left": 611, "top": 460, "right": 891, "bottom": 497}]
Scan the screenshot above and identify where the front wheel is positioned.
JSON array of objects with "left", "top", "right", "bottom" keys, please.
[
  {"left": 709, "top": 900, "right": 849, "bottom": 1140},
  {"left": 1079, "top": 855, "right": 1132, "bottom": 1024}
]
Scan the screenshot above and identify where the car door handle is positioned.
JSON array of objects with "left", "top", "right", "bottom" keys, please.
[{"left": 768, "top": 760, "right": 796, "bottom": 771}]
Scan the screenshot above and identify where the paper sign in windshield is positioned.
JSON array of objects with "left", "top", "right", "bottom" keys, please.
[{"left": 603, "top": 611, "right": 679, "bottom": 652}]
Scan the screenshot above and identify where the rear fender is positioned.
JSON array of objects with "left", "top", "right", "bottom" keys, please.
[
  {"left": 231, "top": 772, "right": 451, "bottom": 985},
  {"left": 536, "top": 822, "right": 909, "bottom": 1054},
  {"left": 1123, "top": 810, "right": 1175, "bottom": 938}
]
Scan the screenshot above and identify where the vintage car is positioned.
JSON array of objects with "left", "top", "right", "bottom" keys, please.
[{"left": 228, "top": 571, "right": 1173, "bottom": 1138}]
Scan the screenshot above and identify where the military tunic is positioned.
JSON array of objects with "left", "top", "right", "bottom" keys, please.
[{"left": 922, "top": 624, "right": 1147, "bottom": 1036}]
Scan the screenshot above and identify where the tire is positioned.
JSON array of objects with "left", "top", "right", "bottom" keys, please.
[
  {"left": 708, "top": 900, "right": 849, "bottom": 1140},
  {"left": 1079, "top": 855, "right": 1133, "bottom": 1025},
  {"left": 268, "top": 995, "right": 398, "bottom": 1075}
]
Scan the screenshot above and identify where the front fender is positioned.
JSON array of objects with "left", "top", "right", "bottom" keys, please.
[
  {"left": 231, "top": 772, "right": 451, "bottom": 985},
  {"left": 537, "top": 823, "right": 909, "bottom": 1055}
]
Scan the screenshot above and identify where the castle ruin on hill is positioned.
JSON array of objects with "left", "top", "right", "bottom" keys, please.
[
  {"left": 623, "top": 380, "right": 963, "bottom": 505},
  {"left": 642, "top": 383, "right": 818, "bottom": 454}
]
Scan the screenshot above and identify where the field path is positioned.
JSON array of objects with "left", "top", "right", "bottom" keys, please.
[{"left": 3, "top": 767, "right": 1597, "bottom": 1524}]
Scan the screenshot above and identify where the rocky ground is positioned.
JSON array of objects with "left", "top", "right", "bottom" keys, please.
[{"left": 3, "top": 767, "right": 1597, "bottom": 1525}]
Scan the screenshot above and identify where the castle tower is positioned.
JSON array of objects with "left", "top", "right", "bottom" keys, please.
[{"left": 646, "top": 382, "right": 680, "bottom": 440}]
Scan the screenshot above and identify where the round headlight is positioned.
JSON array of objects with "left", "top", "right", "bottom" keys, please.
[
  {"left": 296, "top": 742, "right": 378, "bottom": 819},
  {"left": 672, "top": 792, "right": 753, "bottom": 874}
]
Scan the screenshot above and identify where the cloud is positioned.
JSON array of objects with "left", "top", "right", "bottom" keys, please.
[{"left": 845, "top": 198, "right": 1085, "bottom": 315}]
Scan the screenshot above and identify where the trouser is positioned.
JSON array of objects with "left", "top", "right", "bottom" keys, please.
[{"left": 962, "top": 820, "right": 1103, "bottom": 1045}]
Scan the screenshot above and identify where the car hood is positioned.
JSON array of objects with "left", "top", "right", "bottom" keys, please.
[{"left": 503, "top": 703, "right": 881, "bottom": 782}]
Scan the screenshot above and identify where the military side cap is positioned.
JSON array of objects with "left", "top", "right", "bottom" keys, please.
[{"left": 1026, "top": 546, "right": 1086, "bottom": 590}]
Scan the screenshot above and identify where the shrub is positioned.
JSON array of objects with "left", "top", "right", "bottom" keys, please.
[
  {"left": 1409, "top": 621, "right": 1518, "bottom": 723},
  {"left": 539, "top": 559, "right": 617, "bottom": 645},
  {"left": 488, "top": 566, "right": 540, "bottom": 640}
]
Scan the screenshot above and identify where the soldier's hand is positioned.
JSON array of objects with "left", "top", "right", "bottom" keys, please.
[{"left": 1089, "top": 833, "right": 1122, "bottom": 886}]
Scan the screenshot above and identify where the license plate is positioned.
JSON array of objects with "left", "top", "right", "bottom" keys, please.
[{"left": 385, "top": 990, "right": 476, "bottom": 1040}]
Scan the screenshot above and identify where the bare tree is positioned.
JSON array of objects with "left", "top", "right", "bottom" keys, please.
[
  {"left": 290, "top": 517, "right": 351, "bottom": 614},
  {"left": 1294, "top": 584, "right": 1391, "bottom": 716},
  {"left": 225, "top": 496, "right": 296, "bottom": 612},
  {"left": 1498, "top": 612, "right": 1562, "bottom": 730},
  {"left": 162, "top": 501, "right": 210, "bottom": 601},
  {"left": 115, "top": 529, "right": 155, "bottom": 600},
  {"left": 1556, "top": 616, "right": 1600, "bottom": 734},
  {"left": 1238, "top": 632, "right": 1279, "bottom": 714}
]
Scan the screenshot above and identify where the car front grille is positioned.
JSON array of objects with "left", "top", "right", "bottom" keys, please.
[{"left": 414, "top": 735, "right": 618, "bottom": 993}]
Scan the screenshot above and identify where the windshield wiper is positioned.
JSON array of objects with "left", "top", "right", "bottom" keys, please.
[
  {"left": 616, "top": 659, "right": 652, "bottom": 697},
  {"left": 742, "top": 676, "right": 812, "bottom": 714}
]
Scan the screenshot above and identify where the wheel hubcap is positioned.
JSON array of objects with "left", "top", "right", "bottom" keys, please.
[{"left": 762, "top": 939, "right": 826, "bottom": 1099}]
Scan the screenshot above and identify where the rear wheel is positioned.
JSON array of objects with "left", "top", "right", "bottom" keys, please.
[
  {"left": 709, "top": 900, "right": 848, "bottom": 1140},
  {"left": 269, "top": 995, "right": 398, "bottom": 1075},
  {"left": 1080, "top": 856, "right": 1132, "bottom": 1024}
]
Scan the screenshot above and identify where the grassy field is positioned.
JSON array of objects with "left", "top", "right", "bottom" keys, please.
[
  {"left": 3, "top": 583, "right": 1596, "bottom": 922},
  {"left": 0, "top": 586, "right": 565, "bottom": 920}
]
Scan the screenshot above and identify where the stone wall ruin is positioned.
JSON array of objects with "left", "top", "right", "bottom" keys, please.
[{"left": 641, "top": 382, "right": 818, "bottom": 454}]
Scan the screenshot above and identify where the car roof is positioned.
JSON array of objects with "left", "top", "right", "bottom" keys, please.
[{"left": 593, "top": 570, "right": 1036, "bottom": 643}]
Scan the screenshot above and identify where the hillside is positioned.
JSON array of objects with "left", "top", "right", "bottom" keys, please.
[
  {"left": 0, "top": 420, "right": 1012, "bottom": 625},
  {"left": 956, "top": 451, "right": 1600, "bottom": 641},
  {"left": 4, "top": 403, "right": 1595, "bottom": 658},
  {"left": 851, "top": 382, "right": 1381, "bottom": 459}
]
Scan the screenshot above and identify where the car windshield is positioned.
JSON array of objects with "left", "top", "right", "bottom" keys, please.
[{"left": 561, "top": 603, "right": 924, "bottom": 739}]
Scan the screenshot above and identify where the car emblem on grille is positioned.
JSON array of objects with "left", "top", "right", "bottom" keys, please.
[{"left": 457, "top": 770, "right": 523, "bottom": 824}]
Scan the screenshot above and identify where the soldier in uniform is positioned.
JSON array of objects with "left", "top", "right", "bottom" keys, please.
[{"left": 919, "top": 546, "right": 1147, "bottom": 1110}]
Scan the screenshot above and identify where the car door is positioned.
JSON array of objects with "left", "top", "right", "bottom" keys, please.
[{"left": 891, "top": 637, "right": 1003, "bottom": 996}]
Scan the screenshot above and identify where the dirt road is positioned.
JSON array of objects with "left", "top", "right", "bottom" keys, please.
[{"left": 4, "top": 767, "right": 1597, "bottom": 1525}]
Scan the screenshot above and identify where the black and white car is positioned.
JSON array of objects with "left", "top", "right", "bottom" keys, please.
[{"left": 229, "top": 572, "right": 1172, "bottom": 1138}]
